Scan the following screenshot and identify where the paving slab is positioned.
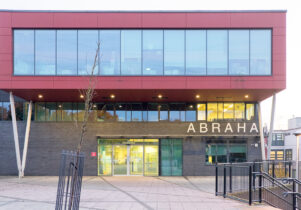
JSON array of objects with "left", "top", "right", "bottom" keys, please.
[{"left": 0, "top": 176, "right": 277, "bottom": 210}]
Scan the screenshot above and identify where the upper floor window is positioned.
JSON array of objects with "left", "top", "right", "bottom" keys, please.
[
  {"left": 13, "top": 29, "right": 272, "bottom": 76},
  {"left": 272, "top": 133, "right": 284, "bottom": 146}
]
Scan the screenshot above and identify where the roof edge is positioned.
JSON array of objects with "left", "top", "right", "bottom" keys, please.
[{"left": 0, "top": 9, "right": 287, "bottom": 13}]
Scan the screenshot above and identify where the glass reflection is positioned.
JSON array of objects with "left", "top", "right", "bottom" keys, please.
[
  {"left": 57, "top": 30, "right": 77, "bottom": 75},
  {"left": 14, "top": 30, "right": 34, "bottom": 75},
  {"left": 186, "top": 30, "right": 206, "bottom": 75},
  {"left": 207, "top": 30, "right": 228, "bottom": 75},
  {"left": 78, "top": 30, "right": 99, "bottom": 75},
  {"left": 121, "top": 30, "right": 142, "bottom": 75},
  {"left": 99, "top": 30, "right": 121, "bottom": 75},
  {"left": 229, "top": 30, "right": 249, "bottom": 75},
  {"left": 164, "top": 30, "right": 185, "bottom": 75},
  {"left": 250, "top": 30, "right": 272, "bottom": 75},
  {"left": 143, "top": 30, "right": 163, "bottom": 75},
  {"left": 35, "top": 30, "right": 56, "bottom": 75}
]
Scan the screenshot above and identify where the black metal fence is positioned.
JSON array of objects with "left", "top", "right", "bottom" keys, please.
[
  {"left": 215, "top": 161, "right": 301, "bottom": 209},
  {"left": 55, "top": 150, "right": 85, "bottom": 210}
]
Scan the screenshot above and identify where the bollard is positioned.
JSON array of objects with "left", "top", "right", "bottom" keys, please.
[
  {"left": 229, "top": 164, "right": 232, "bottom": 193},
  {"left": 223, "top": 166, "right": 226, "bottom": 198},
  {"left": 215, "top": 164, "right": 218, "bottom": 196},
  {"left": 249, "top": 165, "right": 252, "bottom": 205},
  {"left": 258, "top": 174, "right": 262, "bottom": 203}
]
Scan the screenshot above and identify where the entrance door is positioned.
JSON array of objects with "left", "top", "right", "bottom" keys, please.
[
  {"left": 130, "top": 145, "right": 143, "bottom": 175},
  {"left": 113, "top": 145, "right": 128, "bottom": 175}
]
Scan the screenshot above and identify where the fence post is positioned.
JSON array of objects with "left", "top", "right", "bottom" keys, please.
[
  {"left": 258, "top": 174, "right": 262, "bottom": 203},
  {"left": 289, "top": 161, "right": 292, "bottom": 178},
  {"left": 230, "top": 163, "right": 232, "bottom": 193},
  {"left": 293, "top": 180, "right": 296, "bottom": 210},
  {"left": 223, "top": 165, "right": 226, "bottom": 198},
  {"left": 215, "top": 164, "right": 218, "bottom": 196},
  {"left": 272, "top": 161, "right": 275, "bottom": 179},
  {"left": 253, "top": 162, "right": 256, "bottom": 188},
  {"left": 249, "top": 165, "right": 252, "bottom": 205}
]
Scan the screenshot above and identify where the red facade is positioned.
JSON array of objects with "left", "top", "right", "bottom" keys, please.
[{"left": 0, "top": 11, "right": 286, "bottom": 102}]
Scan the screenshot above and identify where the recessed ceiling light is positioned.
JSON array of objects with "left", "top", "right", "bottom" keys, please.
[
  {"left": 110, "top": 94, "right": 115, "bottom": 99},
  {"left": 38, "top": 94, "right": 43, "bottom": 99},
  {"left": 158, "top": 94, "right": 162, "bottom": 99},
  {"left": 245, "top": 95, "right": 249, "bottom": 99},
  {"left": 119, "top": 105, "right": 122, "bottom": 108},
  {"left": 58, "top": 104, "right": 62, "bottom": 108},
  {"left": 145, "top": 67, "right": 151, "bottom": 71},
  {"left": 93, "top": 104, "right": 97, "bottom": 108},
  {"left": 196, "top": 95, "right": 200, "bottom": 99},
  {"left": 189, "top": 105, "right": 193, "bottom": 109},
  {"left": 80, "top": 94, "right": 84, "bottom": 99}
]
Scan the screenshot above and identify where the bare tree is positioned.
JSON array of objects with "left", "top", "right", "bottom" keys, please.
[{"left": 69, "top": 42, "right": 100, "bottom": 209}]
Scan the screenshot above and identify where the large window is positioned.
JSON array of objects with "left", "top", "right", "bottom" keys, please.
[
  {"left": 164, "top": 30, "right": 185, "bottom": 75},
  {"left": 14, "top": 29, "right": 272, "bottom": 76},
  {"left": 57, "top": 30, "right": 77, "bottom": 75},
  {"left": 229, "top": 30, "right": 249, "bottom": 75},
  {"left": 35, "top": 30, "right": 56, "bottom": 75},
  {"left": 14, "top": 30, "right": 34, "bottom": 75},
  {"left": 99, "top": 30, "right": 120, "bottom": 75},
  {"left": 143, "top": 30, "right": 163, "bottom": 75},
  {"left": 121, "top": 30, "right": 141, "bottom": 75},
  {"left": 250, "top": 30, "right": 272, "bottom": 75},
  {"left": 78, "top": 30, "right": 99, "bottom": 75},
  {"left": 207, "top": 30, "right": 228, "bottom": 75},
  {"left": 206, "top": 141, "right": 247, "bottom": 164},
  {"left": 186, "top": 30, "right": 206, "bottom": 75},
  {"left": 270, "top": 150, "right": 284, "bottom": 160}
]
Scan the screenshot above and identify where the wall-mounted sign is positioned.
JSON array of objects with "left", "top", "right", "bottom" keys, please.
[
  {"left": 91, "top": 152, "right": 97, "bottom": 157},
  {"left": 187, "top": 122, "right": 259, "bottom": 136}
]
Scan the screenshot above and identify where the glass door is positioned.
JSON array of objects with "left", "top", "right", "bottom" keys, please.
[
  {"left": 144, "top": 145, "right": 159, "bottom": 176},
  {"left": 113, "top": 145, "right": 128, "bottom": 175},
  {"left": 98, "top": 144, "right": 112, "bottom": 175},
  {"left": 130, "top": 145, "right": 143, "bottom": 175}
]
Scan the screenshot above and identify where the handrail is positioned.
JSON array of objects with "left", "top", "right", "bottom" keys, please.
[{"left": 260, "top": 172, "right": 292, "bottom": 192}]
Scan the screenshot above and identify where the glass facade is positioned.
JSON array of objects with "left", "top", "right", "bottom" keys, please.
[
  {"left": 6, "top": 101, "right": 256, "bottom": 122},
  {"left": 13, "top": 29, "right": 272, "bottom": 76}
]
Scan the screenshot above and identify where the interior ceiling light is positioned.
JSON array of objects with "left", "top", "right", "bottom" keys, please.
[
  {"left": 80, "top": 94, "right": 84, "bottom": 99},
  {"left": 58, "top": 104, "right": 62, "bottom": 108},
  {"left": 145, "top": 67, "right": 151, "bottom": 71},
  {"left": 189, "top": 105, "right": 193, "bottom": 109},
  {"left": 245, "top": 95, "right": 249, "bottom": 99},
  {"left": 38, "top": 94, "right": 43, "bottom": 99},
  {"left": 110, "top": 94, "right": 115, "bottom": 99},
  {"left": 158, "top": 94, "right": 163, "bottom": 99},
  {"left": 196, "top": 94, "right": 200, "bottom": 99}
]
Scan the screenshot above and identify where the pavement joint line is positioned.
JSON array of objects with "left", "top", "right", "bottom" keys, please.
[
  {"left": 100, "top": 177, "right": 154, "bottom": 210},
  {"left": 155, "top": 177, "right": 213, "bottom": 195},
  {"left": 0, "top": 200, "right": 18, "bottom": 208}
]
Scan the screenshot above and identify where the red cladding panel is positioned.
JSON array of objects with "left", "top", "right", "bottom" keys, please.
[
  {"left": 53, "top": 13, "right": 98, "bottom": 28},
  {"left": 98, "top": 13, "right": 142, "bottom": 28},
  {"left": 12, "top": 12, "right": 54, "bottom": 28},
  {"left": 0, "top": 11, "right": 286, "bottom": 101},
  {"left": 142, "top": 13, "right": 186, "bottom": 28},
  {"left": 0, "top": 12, "right": 11, "bottom": 27}
]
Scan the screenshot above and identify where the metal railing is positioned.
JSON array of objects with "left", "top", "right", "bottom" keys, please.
[
  {"left": 55, "top": 150, "right": 85, "bottom": 210},
  {"left": 215, "top": 160, "right": 299, "bottom": 209}
]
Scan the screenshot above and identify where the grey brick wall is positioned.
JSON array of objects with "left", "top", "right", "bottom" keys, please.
[{"left": 0, "top": 121, "right": 261, "bottom": 176}]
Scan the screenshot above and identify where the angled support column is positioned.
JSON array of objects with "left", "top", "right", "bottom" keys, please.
[
  {"left": 267, "top": 94, "right": 276, "bottom": 160},
  {"left": 10, "top": 92, "right": 22, "bottom": 178},
  {"left": 258, "top": 102, "right": 266, "bottom": 161},
  {"left": 21, "top": 101, "right": 32, "bottom": 177}
]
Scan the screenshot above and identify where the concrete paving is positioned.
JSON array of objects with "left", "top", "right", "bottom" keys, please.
[{"left": 0, "top": 176, "right": 276, "bottom": 210}]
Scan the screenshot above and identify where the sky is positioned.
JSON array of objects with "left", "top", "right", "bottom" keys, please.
[{"left": 1, "top": 0, "right": 300, "bottom": 130}]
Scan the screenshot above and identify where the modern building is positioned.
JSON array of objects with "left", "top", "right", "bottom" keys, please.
[
  {"left": 270, "top": 118, "right": 301, "bottom": 161},
  {"left": 0, "top": 10, "right": 286, "bottom": 176}
]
